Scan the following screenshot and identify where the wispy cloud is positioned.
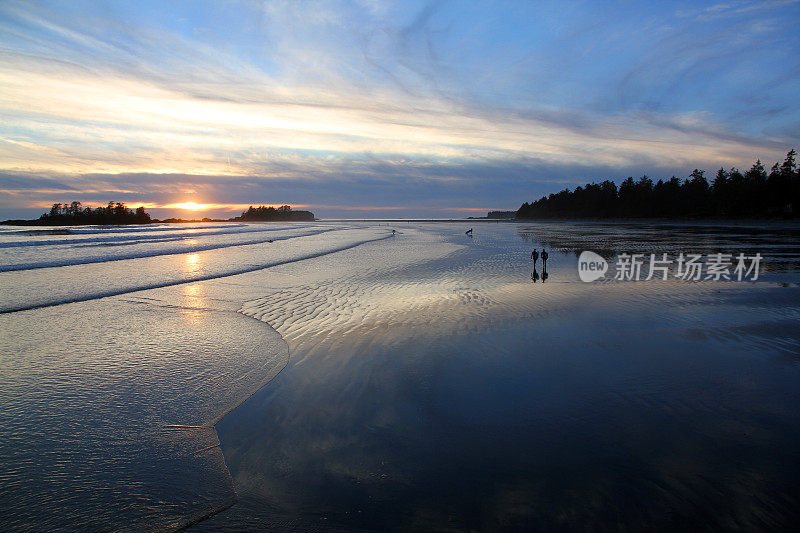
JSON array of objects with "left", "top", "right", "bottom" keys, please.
[
  {"left": 676, "top": 0, "right": 799, "bottom": 20},
  {"left": 0, "top": 0, "right": 798, "bottom": 218}
]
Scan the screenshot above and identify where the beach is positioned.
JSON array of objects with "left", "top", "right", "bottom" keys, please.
[{"left": 1, "top": 221, "right": 799, "bottom": 530}]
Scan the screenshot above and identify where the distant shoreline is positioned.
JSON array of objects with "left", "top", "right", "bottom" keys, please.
[
  {"left": 0, "top": 218, "right": 321, "bottom": 226},
  {"left": 4, "top": 216, "right": 800, "bottom": 228},
  {"left": 322, "top": 217, "right": 800, "bottom": 227},
  {"left": 0, "top": 218, "right": 228, "bottom": 226},
  {"left": 1, "top": 204, "right": 316, "bottom": 226}
]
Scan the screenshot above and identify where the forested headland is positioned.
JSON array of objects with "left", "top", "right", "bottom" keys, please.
[{"left": 517, "top": 150, "right": 799, "bottom": 220}]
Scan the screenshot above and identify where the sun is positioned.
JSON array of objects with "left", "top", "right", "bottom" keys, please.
[{"left": 170, "top": 202, "right": 210, "bottom": 211}]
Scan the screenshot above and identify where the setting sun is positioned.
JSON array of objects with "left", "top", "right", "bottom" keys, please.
[{"left": 169, "top": 202, "right": 210, "bottom": 211}]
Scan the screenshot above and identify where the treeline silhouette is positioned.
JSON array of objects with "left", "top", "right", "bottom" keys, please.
[
  {"left": 234, "top": 205, "right": 315, "bottom": 222},
  {"left": 4, "top": 201, "right": 153, "bottom": 225},
  {"left": 1, "top": 202, "right": 318, "bottom": 225},
  {"left": 517, "top": 149, "right": 799, "bottom": 219}
]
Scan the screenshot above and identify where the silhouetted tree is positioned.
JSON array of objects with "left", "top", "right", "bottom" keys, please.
[
  {"left": 516, "top": 150, "right": 798, "bottom": 219},
  {"left": 33, "top": 201, "right": 152, "bottom": 225},
  {"left": 236, "top": 204, "right": 315, "bottom": 222}
]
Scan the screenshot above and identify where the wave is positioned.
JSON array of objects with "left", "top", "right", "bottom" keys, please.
[
  {"left": 0, "top": 228, "right": 72, "bottom": 235},
  {"left": 0, "top": 230, "right": 394, "bottom": 314},
  {"left": 0, "top": 223, "right": 316, "bottom": 248},
  {"left": 0, "top": 228, "right": 337, "bottom": 272},
  {"left": 0, "top": 223, "right": 236, "bottom": 235},
  {"left": 74, "top": 236, "right": 190, "bottom": 247}
]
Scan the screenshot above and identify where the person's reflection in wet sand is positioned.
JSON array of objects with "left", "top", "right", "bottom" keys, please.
[{"left": 531, "top": 248, "right": 549, "bottom": 282}]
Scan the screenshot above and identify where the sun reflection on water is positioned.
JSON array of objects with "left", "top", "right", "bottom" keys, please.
[
  {"left": 181, "top": 254, "right": 205, "bottom": 323},
  {"left": 181, "top": 284, "right": 207, "bottom": 324},
  {"left": 185, "top": 253, "right": 200, "bottom": 275}
]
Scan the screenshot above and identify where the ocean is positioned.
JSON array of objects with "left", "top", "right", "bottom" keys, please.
[{"left": 1, "top": 221, "right": 799, "bottom": 530}]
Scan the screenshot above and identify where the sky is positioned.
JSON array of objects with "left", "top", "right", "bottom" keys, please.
[{"left": 1, "top": 0, "right": 798, "bottom": 220}]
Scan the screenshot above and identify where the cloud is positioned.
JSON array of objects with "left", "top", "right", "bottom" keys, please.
[
  {"left": 0, "top": 48, "right": 785, "bottom": 174},
  {"left": 676, "top": 0, "right": 800, "bottom": 20},
  {"left": 0, "top": 0, "right": 798, "bottom": 219}
]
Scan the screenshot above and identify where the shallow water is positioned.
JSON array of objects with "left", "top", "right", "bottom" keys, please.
[
  {"left": 0, "top": 222, "right": 393, "bottom": 530},
  {"left": 196, "top": 222, "right": 800, "bottom": 531},
  {"left": 1, "top": 221, "right": 799, "bottom": 530},
  {"left": 0, "top": 291, "right": 283, "bottom": 530}
]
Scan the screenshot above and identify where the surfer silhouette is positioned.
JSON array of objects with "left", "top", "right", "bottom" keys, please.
[
  {"left": 466, "top": 228, "right": 473, "bottom": 235},
  {"left": 531, "top": 249, "right": 539, "bottom": 264}
]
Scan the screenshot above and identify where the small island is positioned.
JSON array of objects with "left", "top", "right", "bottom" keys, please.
[
  {"left": 1, "top": 202, "right": 315, "bottom": 226},
  {"left": 233, "top": 205, "right": 315, "bottom": 222},
  {"left": 1, "top": 202, "right": 152, "bottom": 226}
]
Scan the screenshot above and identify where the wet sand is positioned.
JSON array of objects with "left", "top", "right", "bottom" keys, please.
[
  {"left": 2, "top": 221, "right": 798, "bottom": 530},
  {"left": 196, "top": 223, "right": 800, "bottom": 530},
  {"left": 0, "top": 224, "right": 391, "bottom": 530}
]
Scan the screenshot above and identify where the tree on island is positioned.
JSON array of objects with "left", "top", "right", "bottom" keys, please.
[
  {"left": 234, "top": 204, "right": 315, "bottom": 222},
  {"left": 516, "top": 150, "right": 799, "bottom": 219},
  {"left": 26, "top": 201, "right": 152, "bottom": 225},
  {"left": 1, "top": 201, "right": 319, "bottom": 226}
]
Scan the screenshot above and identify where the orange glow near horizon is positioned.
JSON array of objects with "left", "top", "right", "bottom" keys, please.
[
  {"left": 27, "top": 201, "right": 310, "bottom": 211},
  {"left": 25, "top": 200, "right": 493, "bottom": 215},
  {"left": 168, "top": 202, "right": 211, "bottom": 211},
  {"left": 159, "top": 202, "right": 310, "bottom": 212}
]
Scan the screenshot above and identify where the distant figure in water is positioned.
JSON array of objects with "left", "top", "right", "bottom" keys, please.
[
  {"left": 392, "top": 229, "right": 396, "bottom": 235},
  {"left": 531, "top": 249, "right": 539, "bottom": 264},
  {"left": 466, "top": 228, "right": 473, "bottom": 235},
  {"left": 531, "top": 267, "right": 539, "bottom": 282}
]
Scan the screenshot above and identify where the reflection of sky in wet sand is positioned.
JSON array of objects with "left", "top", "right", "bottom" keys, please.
[
  {"left": 2, "top": 221, "right": 798, "bottom": 530},
  {"left": 0, "top": 223, "right": 393, "bottom": 529},
  {"left": 518, "top": 221, "right": 800, "bottom": 277},
  {"left": 0, "top": 280, "right": 288, "bottom": 530},
  {"left": 200, "top": 223, "right": 800, "bottom": 531}
]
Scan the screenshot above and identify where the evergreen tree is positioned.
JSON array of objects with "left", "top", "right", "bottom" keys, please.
[{"left": 515, "top": 150, "right": 797, "bottom": 219}]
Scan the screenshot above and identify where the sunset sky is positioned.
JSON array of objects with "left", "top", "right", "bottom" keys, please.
[{"left": 1, "top": 0, "right": 798, "bottom": 219}]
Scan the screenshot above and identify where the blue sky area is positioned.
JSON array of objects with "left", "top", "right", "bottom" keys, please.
[{"left": 1, "top": 0, "right": 798, "bottom": 219}]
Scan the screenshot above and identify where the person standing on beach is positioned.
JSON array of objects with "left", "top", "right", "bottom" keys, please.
[
  {"left": 541, "top": 249, "right": 549, "bottom": 282},
  {"left": 531, "top": 249, "right": 539, "bottom": 265}
]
